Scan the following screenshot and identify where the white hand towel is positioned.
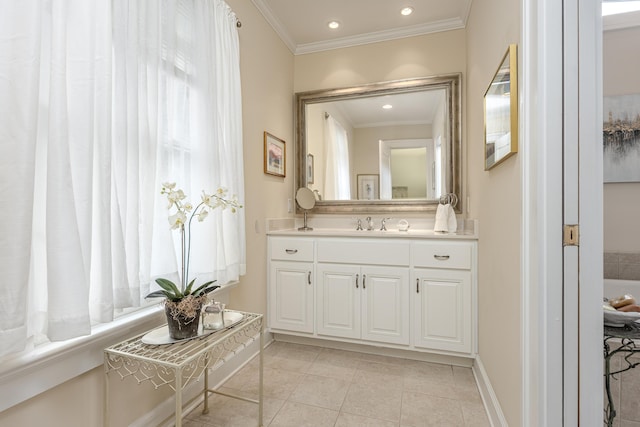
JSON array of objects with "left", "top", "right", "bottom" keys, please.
[
  {"left": 434, "top": 204, "right": 449, "bottom": 232},
  {"left": 447, "top": 205, "right": 458, "bottom": 233}
]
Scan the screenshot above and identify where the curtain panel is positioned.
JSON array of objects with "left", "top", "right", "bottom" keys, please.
[{"left": 0, "top": 0, "right": 245, "bottom": 358}]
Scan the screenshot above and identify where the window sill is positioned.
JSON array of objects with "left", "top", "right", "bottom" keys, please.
[
  {"left": 0, "top": 305, "right": 166, "bottom": 412},
  {"left": 0, "top": 282, "right": 239, "bottom": 413}
]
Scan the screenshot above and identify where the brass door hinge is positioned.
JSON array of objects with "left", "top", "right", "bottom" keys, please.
[{"left": 563, "top": 224, "right": 579, "bottom": 246}]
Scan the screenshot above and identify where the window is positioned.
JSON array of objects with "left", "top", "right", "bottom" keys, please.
[{"left": 0, "top": 0, "right": 245, "bottom": 360}]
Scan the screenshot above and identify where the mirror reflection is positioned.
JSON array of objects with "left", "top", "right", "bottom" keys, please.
[{"left": 296, "top": 75, "right": 462, "bottom": 214}]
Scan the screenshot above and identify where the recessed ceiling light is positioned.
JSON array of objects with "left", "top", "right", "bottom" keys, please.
[
  {"left": 382, "top": 104, "right": 393, "bottom": 110},
  {"left": 401, "top": 7, "right": 414, "bottom": 16},
  {"left": 328, "top": 21, "right": 340, "bottom": 29}
]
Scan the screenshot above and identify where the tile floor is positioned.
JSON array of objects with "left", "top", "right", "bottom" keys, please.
[{"left": 183, "top": 340, "right": 490, "bottom": 427}]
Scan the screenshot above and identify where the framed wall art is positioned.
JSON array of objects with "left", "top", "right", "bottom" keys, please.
[
  {"left": 264, "top": 132, "right": 286, "bottom": 177},
  {"left": 604, "top": 93, "right": 640, "bottom": 183},
  {"left": 484, "top": 43, "right": 518, "bottom": 170},
  {"left": 306, "top": 153, "right": 314, "bottom": 184},
  {"left": 357, "top": 174, "right": 379, "bottom": 200}
]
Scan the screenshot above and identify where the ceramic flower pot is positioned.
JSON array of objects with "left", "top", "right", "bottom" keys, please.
[{"left": 164, "top": 304, "right": 202, "bottom": 340}]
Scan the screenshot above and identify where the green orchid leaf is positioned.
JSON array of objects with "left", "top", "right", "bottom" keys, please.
[
  {"left": 155, "top": 278, "right": 183, "bottom": 299},
  {"left": 191, "top": 280, "right": 218, "bottom": 297},
  {"left": 145, "top": 290, "right": 167, "bottom": 299},
  {"left": 202, "top": 285, "right": 220, "bottom": 295},
  {"left": 184, "top": 278, "right": 197, "bottom": 295}
]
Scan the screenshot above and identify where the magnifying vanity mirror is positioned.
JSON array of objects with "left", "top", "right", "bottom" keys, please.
[
  {"left": 296, "top": 74, "right": 462, "bottom": 214},
  {"left": 296, "top": 187, "right": 316, "bottom": 231}
]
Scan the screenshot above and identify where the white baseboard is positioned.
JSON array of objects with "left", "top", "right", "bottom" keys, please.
[
  {"left": 473, "top": 355, "right": 507, "bottom": 427},
  {"left": 130, "top": 332, "right": 273, "bottom": 427}
]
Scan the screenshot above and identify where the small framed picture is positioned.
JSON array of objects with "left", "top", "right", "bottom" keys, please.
[
  {"left": 306, "top": 153, "right": 314, "bottom": 184},
  {"left": 264, "top": 132, "right": 286, "bottom": 177},
  {"left": 357, "top": 174, "right": 379, "bottom": 200}
]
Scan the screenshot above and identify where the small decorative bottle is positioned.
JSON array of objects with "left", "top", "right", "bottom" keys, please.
[{"left": 201, "top": 300, "right": 226, "bottom": 330}]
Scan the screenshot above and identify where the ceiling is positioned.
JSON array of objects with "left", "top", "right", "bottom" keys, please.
[{"left": 250, "top": 0, "right": 473, "bottom": 55}]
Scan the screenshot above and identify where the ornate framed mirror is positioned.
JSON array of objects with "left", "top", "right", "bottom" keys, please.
[{"left": 295, "top": 74, "right": 462, "bottom": 214}]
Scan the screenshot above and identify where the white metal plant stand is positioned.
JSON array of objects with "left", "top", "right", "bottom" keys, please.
[{"left": 103, "top": 311, "right": 264, "bottom": 427}]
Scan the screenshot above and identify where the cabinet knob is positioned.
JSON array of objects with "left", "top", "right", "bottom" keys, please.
[
  {"left": 285, "top": 249, "right": 298, "bottom": 254},
  {"left": 362, "top": 274, "right": 366, "bottom": 289},
  {"left": 308, "top": 271, "right": 311, "bottom": 285},
  {"left": 416, "top": 278, "right": 420, "bottom": 293},
  {"left": 355, "top": 274, "right": 359, "bottom": 289},
  {"left": 433, "top": 254, "right": 450, "bottom": 261}
]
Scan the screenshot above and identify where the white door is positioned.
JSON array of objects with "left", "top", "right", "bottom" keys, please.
[
  {"left": 316, "top": 264, "right": 361, "bottom": 339},
  {"left": 521, "top": 1, "right": 602, "bottom": 424},
  {"left": 269, "top": 261, "right": 314, "bottom": 333},
  {"left": 563, "top": 0, "right": 603, "bottom": 424},
  {"left": 361, "top": 266, "right": 410, "bottom": 345}
]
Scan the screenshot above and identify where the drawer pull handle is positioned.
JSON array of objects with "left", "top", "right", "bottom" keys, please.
[
  {"left": 416, "top": 278, "right": 420, "bottom": 293},
  {"left": 308, "top": 271, "right": 311, "bottom": 285},
  {"left": 285, "top": 249, "right": 298, "bottom": 254},
  {"left": 363, "top": 274, "right": 366, "bottom": 289},
  {"left": 355, "top": 274, "right": 359, "bottom": 289},
  {"left": 434, "top": 254, "right": 450, "bottom": 261}
]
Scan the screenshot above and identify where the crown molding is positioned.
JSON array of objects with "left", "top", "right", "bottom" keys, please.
[
  {"left": 250, "top": 0, "right": 297, "bottom": 53},
  {"left": 251, "top": 0, "right": 467, "bottom": 55},
  {"left": 294, "top": 18, "right": 466, "bottom": 55}
]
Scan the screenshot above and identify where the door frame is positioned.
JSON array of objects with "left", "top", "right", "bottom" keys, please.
[{"left": 520, "top": 0, "right": 603, "bottom": 424}]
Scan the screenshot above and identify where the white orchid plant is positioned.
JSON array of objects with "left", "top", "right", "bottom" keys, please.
[{"left": 146, "top": 182, "right": 242, "bottom": 319}]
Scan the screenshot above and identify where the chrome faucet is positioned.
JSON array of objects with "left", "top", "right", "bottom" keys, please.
[
  {"left": 380, "top": 218, "right": 390, "bottom": 231},
  {"left": 356, "top": 218, "right": 363, "bottom": 231},
  {"left": 365, "top": 216, "right": 374, "bottom": 231}
]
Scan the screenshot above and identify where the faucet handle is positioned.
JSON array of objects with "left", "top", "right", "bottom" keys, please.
[
  {"left": 355, "top": 218, "right": 363, "bottom": 231},
  {"left": 380, "top": 217, "right": 391, "bottom": 231}
]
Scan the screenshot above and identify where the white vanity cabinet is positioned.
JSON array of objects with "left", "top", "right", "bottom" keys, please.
[
  {"left": 268, "top": 237, "right": 314, "bottom": 333},
  {"left": 267, "top": 232, "right": 477, "bottom": 358},
  {"left": 411, "top": 241, "right": 474, "bottom": 354}
]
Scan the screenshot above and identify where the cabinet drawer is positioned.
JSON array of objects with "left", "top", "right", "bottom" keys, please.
[
  {"left": 412, "top": 242, "right": 472, "bottom": 270},
  {"left": 317, "top": 239, "right": 410, "bottom": 266},
  {"left": 270, "top": 237, "right": 314, "bottom": 262}
]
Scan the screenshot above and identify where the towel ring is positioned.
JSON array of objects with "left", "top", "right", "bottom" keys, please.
[{"left": 439, "top": 193, "right": 458, "bottom": 208}]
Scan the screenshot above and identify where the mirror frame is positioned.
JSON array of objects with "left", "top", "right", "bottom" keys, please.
[{"left": 295, "top": 74, "right": 462, "bottom": 214}]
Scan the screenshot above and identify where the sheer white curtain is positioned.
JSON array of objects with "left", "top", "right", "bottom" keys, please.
[
  {"left": 323, "top": 114, "right": 351, "bottom": 200},
  {"left": 0, "top": 0, "right": 244, "bottom": 358}
]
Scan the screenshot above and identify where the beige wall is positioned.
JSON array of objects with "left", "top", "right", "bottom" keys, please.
[
  {"left": 226, "top": 0, "right": 294, "bottom": 315},
  {"left": 0, "top": 1, "right": 294, "bottom": 425},
  {"left": 294, "top": 30, "right": 467, "bottom": 93},
  {"left": 465, "top": 0, "right": 522, "bottom": 425},
  {"left": 603, "top": 26, "right": 640, "bottom": 253}
]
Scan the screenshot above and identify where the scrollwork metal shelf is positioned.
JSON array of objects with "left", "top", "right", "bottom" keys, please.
[
  {"left": 103, "top": 311, "right": 264, "bottom": 427},
  {"left": 604, "top": 322, "right": 640, "bottom": 427}
]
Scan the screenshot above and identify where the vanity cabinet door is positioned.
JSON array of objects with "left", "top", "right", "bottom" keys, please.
[
  {"left": 316, "top": 264, "right": 409, "bottom": 344},
  {"left": 361, "top": 266, "right": 410, "bottom": 345},
  {"left": 316, "top": 264, "right": 361, "bottom": 339},
  {"left": 412, "top": 268, "right": 472, "bottom": 354},
  {"left": 269, "top": 261, "right": 314, "bottom": 333}
]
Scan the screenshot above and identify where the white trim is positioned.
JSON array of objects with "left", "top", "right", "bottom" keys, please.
[
  {"left": 294, "top": 19, "right": 466, "bottom": 55},
  {"left": 0, "top": 283, "right": 238, "bottom": 413},
  {"left": 250, "top": 0, "right": 468, "bottom": 55},
  {"left": 521, "top": 0, "right": 565, "bottom": 424},
  {"left": 0, "top": 306, "right": 165, "bottom": 413},
  {"left": 473, "top": 356, "right": 507, "bottom": 427},
  {"left": 520, "top": 0, "right": 534, "bottom": 423},
  {"left": 577, "top": 0, "right": 604, "bottom": 423},
  {"left": 250, "top": 0, "right": 297, "bottom": 53}
]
